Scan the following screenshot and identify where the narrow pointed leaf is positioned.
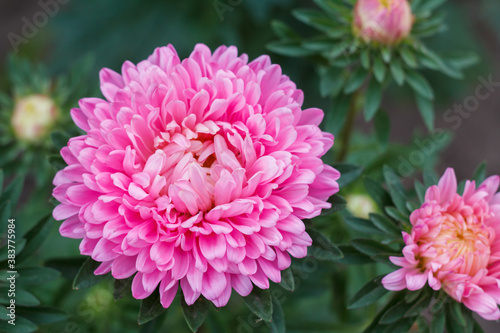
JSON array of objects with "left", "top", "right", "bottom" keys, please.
[
  {"left": 73, "top": 258, "right": 107, "bottom": 290},
  {"left": 369, "top": 213, "right": 401, "bottom": 236},
  {"left": 406, "top": 69, "right": 434, "bottom": 100},
  {"left": 332, "top": 163, "right": 363, "bottom": 187},
  {"left": 113, "top": 276, "right": 134, "bottom": 301},
  {"left": 244, "top": 288, "right": 273, "bottom": 322},
  {"left": 279, "top": 267, "right": 295, "bottom": 292},
  {"left": 364, "top": 78, "right": 382, "bottom": 121},
  {"left": 16, "top": 215, "right": 53, "bottom": 264},
  {"left": 182, "top": 297, "right": 209, "bottom": 332},
  {"left": 138, "top": 290, "right": 167, "bottom": 325},
  {"left": 307, "top": 228, "right": 343, "bottom": 261},
  {"left": 348, "top": 276, "right": 388, "bottom": 309},
  {"left": 383, "top": 166, "right": 408, "bottom": 214}
]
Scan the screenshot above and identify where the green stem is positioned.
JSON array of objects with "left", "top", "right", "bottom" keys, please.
[{"left": 337, "top": 91, "right": 361, "bottom": 162}]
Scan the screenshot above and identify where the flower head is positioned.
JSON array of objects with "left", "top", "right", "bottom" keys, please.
[
  {"left": 11, "top": 94, "right": 58, "bottom": 142},
  {"left": 382, "top": 168, "right": 500, "bottom": 320},
  {"left": 346, "top": 193, "right": 377, "bottom": 219},
  {"left": 353, "top": 0, "right": 414, "bottom": 45},
  {"left": 52, "top": 44, "right": 339, "bottom": 308}
]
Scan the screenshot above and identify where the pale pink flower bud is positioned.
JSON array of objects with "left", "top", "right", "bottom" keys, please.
[
  {"left": 11, "top": 94, "right": 58, "bottom": 142},
  {"left": 346, "top": 194, "right": 377, "bottom": 219},
  {"left": 353, "top": 0, "right": 414, "bottom": 45}
]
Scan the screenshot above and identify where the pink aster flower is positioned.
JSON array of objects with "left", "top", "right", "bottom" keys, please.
[
  {"left": 52, "top": 44, "right": 340, "bottom": 308},
  {"left": 382, "top": 168, "right": 500, "bottom": 320},
  {"left": 353, "top": 0, "right": 414, "bottom": 45}
]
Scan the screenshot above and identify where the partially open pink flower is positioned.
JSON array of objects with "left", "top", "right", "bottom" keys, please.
[
  {"left": 382, "top": 168, "right": 500, "bottom": 320},
  {"left": 353, "top": 0, "right": 414, "bottom": 45},
  {"left": 52, "top": 44, "right": 339, "bottom": 308}
]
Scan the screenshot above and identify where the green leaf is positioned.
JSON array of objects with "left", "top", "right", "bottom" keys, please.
[
  {"left": 364, "top": 78, "right": 382, "bottom": 121},
  {"left": 0, "top": 316, "right": 37, "bottom": 333},
  {"left": 404, "top": 288, "right": 422, "bottom": 303},
  {"left": 325, "top": 42, "right": 349, "bottom": 60},
  {"left": 292, "top": 9, "right": 338, "bottom": 33},
  {"left": 415, "top": 94, "right": 434, "bottom": 131},
  {"left": 423, "top": 168, "right": 439, "bottom": 187},
  {"left": 336, "top": 245, "right": 374, "bottom": 265},
  {"left": 446, "top": 52, "right": 480, "bottom": 70},
  {"left": 414, "top": 180, "right": 426, "bottom": 204},
  {"left": 399, "top": 47, "right": 417, "bottom": 68},
  {"left": 360, "top": 49, "right": 370, "bottom": 69},
  {"left": 351, "top": 238, "right": 398, "bottom": 257},
  {"left": 430, "top": 310, "right": 446, "bottom": 333},
  {"left": 73, "top": 258, "right": 107, "bottom": 290},
  {"left": 369, "top": 213, "right": 401, "bottom": 236},
  {"left": 270, "top": 20, "right": 299, "bottom": 40},
  {"left": 373, "top": 55, "right": 386, "bottom": 82},
  {"left": 390, "top": 59, "right": 405, "bottom": 86},
  {"left": 17, "top": 306, "right": 67, "bottom": 324},
  {"left": 0, "top": 288, "right": 39, "bottom": 307},
  {"left": 18, "top": 267, "right": 60, "bottom": 285},
  {"left": 374, "top": 110, "right": 390, "bottom": 150},
  {"left": 381, "top": 47, "right": 392, "bottom": 63},
  {"left": 303, "top": 37, "right": 337, "bottom": 52},
  {"left": 0, "top": 176, "right": 24, "bottom": 208},
  {"left": 382, "top": 317, "right": 416, "bottom": 333},
  {"left": 113, "top": 276, "right": 134, "bottom": 301},
  {"left": 404, "top": 293, "right": 432, "bottom": 317},
  {"left": 45, "top": 257, "right": 87, "bottom": 281},
  {"left": 319, "top": 67, "right": 345, "bottom": 98},
  {"left": 406, "top": 70, "right": 434, "bottom": 100},
  {"left": 182, "top": 296, "right": 209, "bottom": 332},
  {"left": 320, "top": 194, "right": 347, "bottom": 216},
  {"left": 429, "top": 293, "right": 447, "bottom": 314},
  {"left": 418, "top": 0, "right": 446, "bottom": 13},
  {"left": 268, "top": 296, "right": 285, "bottom": 333},
  {"left": 51, "top": 131, "right": 70, "bottom": 151},
  {"left": 379, "top": 299, "right": 414, "bottom": 324},
  {"left": 384, "top": 206, "right": 410, "bottom": 225},
  {"left": 0, "top": 201, "right": 12, "bottom": 235},
  {"left": 314, "top": 0, "right": 351, "bottom": 20},
  {"left": 472, "top": 161, "right": 487, "bottom": 183},
  {"left": 16, "top": 215, "right": 53, "bottom": 264},
  {"left": 307, "top": 228, "right": 343, "bottom": 261},
  {"left": 266, "top": 41, "right": 315, "bottom": 58},
  {"left": 447, "top": 301, "right": 466, "bottom": 328},
  {"left": 344, "top": 67, "right": 368, "bottom": 94},
  {"left": 348, "top": 276, "right": 388, "bottom": 309},
  {"left": 419, "top": 48, "right": 463, "bottom": 79},
  {"left": 139, "top": 316, "right": 164, "bottom": 333},
  {"left": 344, "top": 217, "right": 385, "bottom": 236},
  {"left": 326, "top": 93, "right": 350, "bottom": 136},
  {"left": 48, "top": 154, "right": 67, "bottom": 172},
  {"left": 138, "top": 290, "right": 167, "bottom": 325},
  {"left": 279, "top": 267, "right": 295, "bottom": 292},
  {"left": 383, "top": 165, "right": 408, "bottom": 214},
  {"left": 0, "top": 169, "right": 3, "bottom": 194},
  {"left": 363, "top": 176, "right": 392, "bottom": 210},
  {"left": 244, "top": 288, "right": 273, "bottom": 322},
  {"left": 332, "top": 163, "right": 363, "bottom": 187}
]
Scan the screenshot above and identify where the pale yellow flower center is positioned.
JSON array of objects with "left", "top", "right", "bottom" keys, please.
[
  {"left": 11, "top": 94, "right": 58, "bottom": 142},
  {"left": 424, "top": 216, "right": 492, "bottom": 276}
]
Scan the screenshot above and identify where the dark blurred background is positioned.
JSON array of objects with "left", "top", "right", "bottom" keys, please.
[{"left": 1, "top": 0, "right": 500, "bottom": 331}]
